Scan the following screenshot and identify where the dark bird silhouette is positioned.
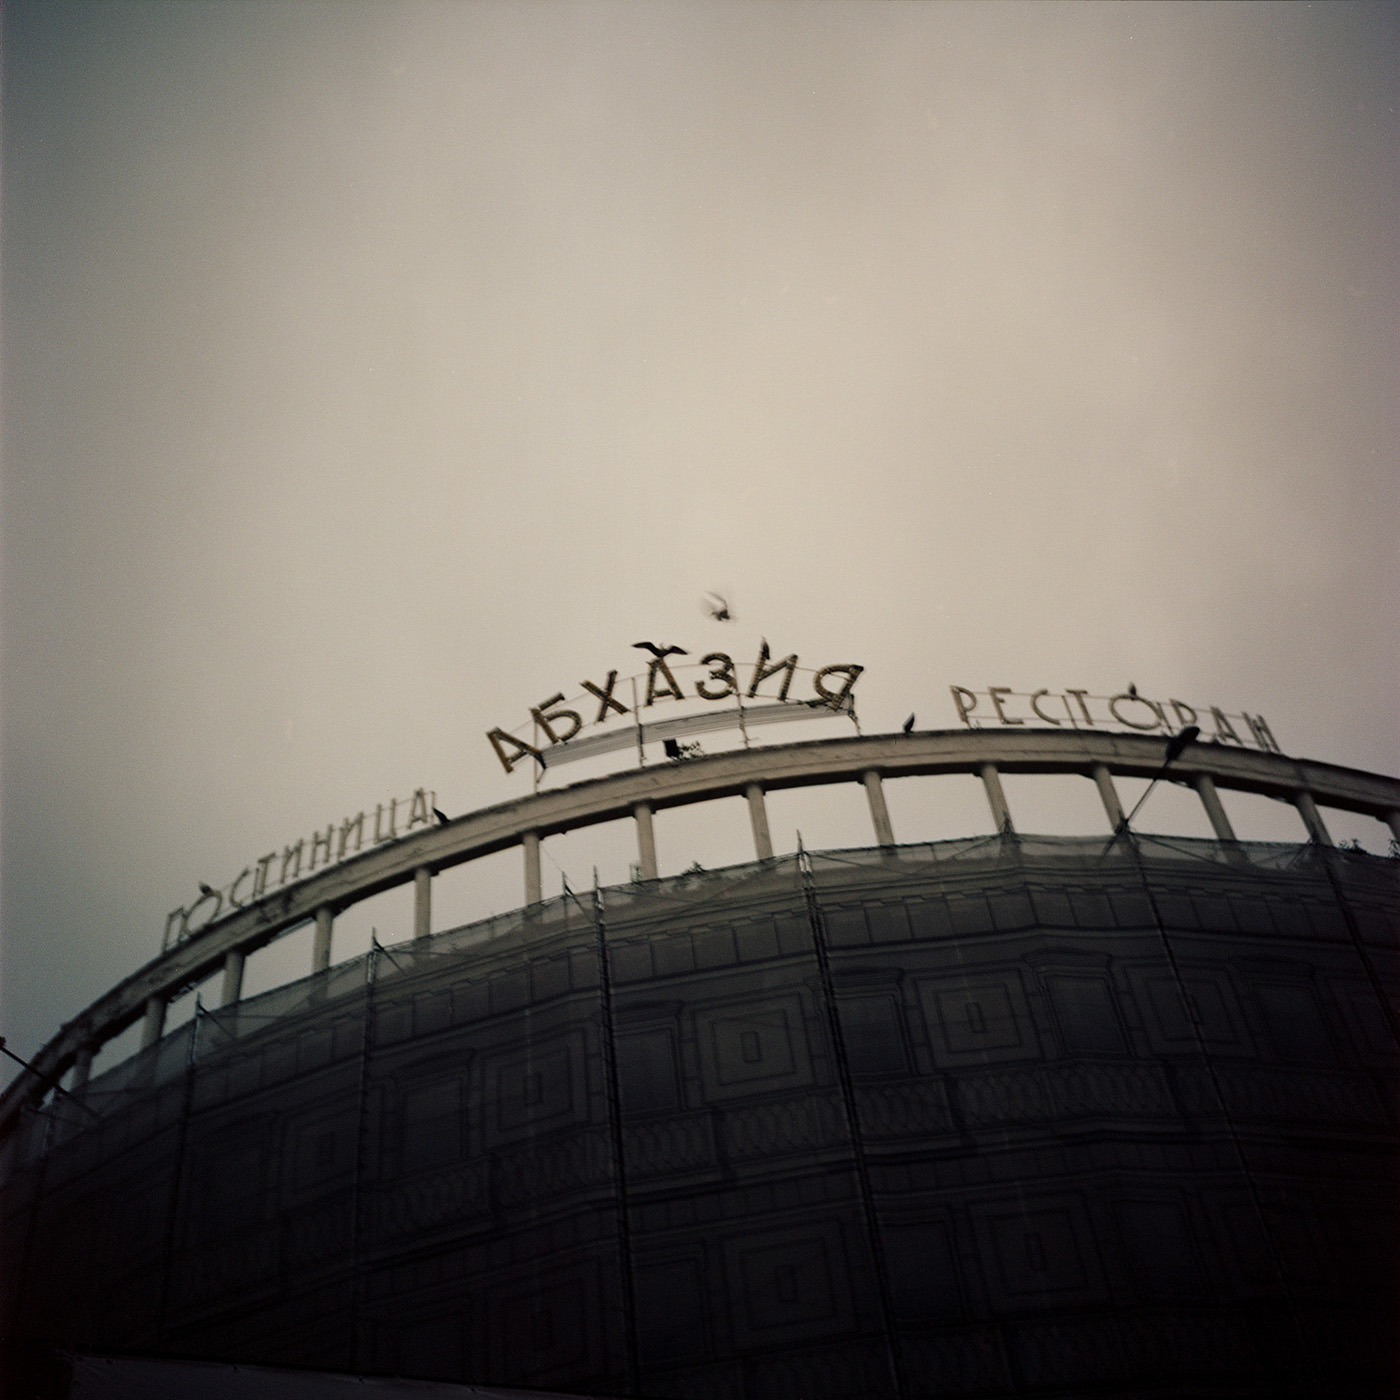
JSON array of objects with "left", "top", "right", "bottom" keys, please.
[
  {"left": 663, "top": 738, "right": 682, "bottom": 758},
  {"left": 1127, "top": 682, "right": 1139, "bottom": 699},
  {"left": 757, "top": 637, "right": 770, "bottom": 666},
  {"left": 703, "top": 592, "right": 733, "bottom": 622},
  {"left": 433, "top": 807, "right": 449, "bottom": 825},
  {"left": 1164, "top": 724, "right": 1200, "bottom": 765},
  {"left": 198, "top": 882, "right": 218, "bottom": 898},
  {"left": 633, "top": 642, "right": 688, "bottom": 660},
  {"left": 902, "top": 714, "right": 916, "bottom": 734}
]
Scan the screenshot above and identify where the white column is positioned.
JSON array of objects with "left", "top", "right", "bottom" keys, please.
[
  {"left": 312, "top": 905, "right": 334, "bottom": 972},
  {"left": 139, "top": 994, "right": 166, "bottom": 1050},
  {"left": 70, "top": 1045, "right": 94, "bottom": 1092},
  {"left": 746, "top": 783, "right": 774, "bottom": 860},
  {"left": 414, "top": 865, "right": 432, "bottom": 941},
  {"left": 979, "top": 763, "right": 1014, "bottom": 834},
  {"left": 220, "top": 948, "right": 246, "bottom": 1008},
  {"left": 1294, "top": 791, "right": 1333, "bottom": 846},
  {"left": 1193, "top": 773, "right": 1238, "bottom": 843},
  {"left": 634, "top": 802, "right": 659, "bottom": 881},
  {"left": 523, "top": 831, "right": 542, "bottom": 904},
  {"left": 1385, "top": 810, "right": 1400, "bottom": 845},
  {"left": 863, "top": 770, "right": 895, "bottom": 847},
  {"left": 1091, "top": 764, "right": 1126, "bottom": 831}
]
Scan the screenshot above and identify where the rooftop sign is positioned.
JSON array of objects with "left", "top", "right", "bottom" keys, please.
[
  {"left": 163, "top": 787, "right": 437, "bottom": 950},
  {"left": 950, "top": 685, "right": 1279, "bottom": 752},
  {"left": 487, "top": 643, "right": 864, "bottom": 776}
]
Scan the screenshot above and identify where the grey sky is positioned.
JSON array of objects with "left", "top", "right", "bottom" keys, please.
[{"left": 3, "top": 1, "right": 1397, "bottom": 1078}]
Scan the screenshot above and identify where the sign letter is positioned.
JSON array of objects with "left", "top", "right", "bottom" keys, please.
[
  {"left": 812, "top": 663, "right": 863, "bottom": 710},
  {"left": 164, "top": 907, "right": 188, "bottom": 951},
  {"left": 645, "top": 658, "right": 686, "bottom": 706},
  {"left": 695, "top": 652, "right": 737, "bottom": 701},
  {"left": 1029, "top": 689, "right": 1063, "bottom": 725},
  {"left": 989, "top": 687, "right": 1023, "bottom": 725},
  {"left": 581, "top": 671, "right": 628, "bottom": 722},
  {"left": 374, "top": 799, "right": 399, "bottom": 842},
  {"left": 227, "top": 867, "right": 252, "bottom": 909},
  {"left": 184, "top": 887, "right": 223, "bottom": 935},
  {"left": 407, "top": 788, "right": 433, "bottom": 830},
  {"left": 487, "top": 728, "right": 544, "bottom": 774},
  {"left": 950, "top": 686, "right": 978, "bottom": 725},
  {"left": 747, "top": 647, "right": 798, "bottom": 701},
  {"left": 1243, "top": 713, "right": 1279, "bottom": 753},
  {"left": 531, "top": 694, "right": 583, "bottom": 745},
  {"left": 1065, "top": 690, "right": 1095, "bottom": 726},
  {"left": 253, "top": 851, "right": 277, "bottom": 898},
  {"left": 309, "top": 824, "right": 334, "bottom": 871},
  {"left": 338, "top": 812, "right": 365, "bottom": 860},
  {"left": 280, "top": 840, "right": 304, "bottom": 885},
  {"left": 1210, "top": 707, "right": 1241, "bottom": 745},
  {"left": 1108, "top": 694, "right": 1166, "bottom": 731},
  {"left": 1169, "top": 699, "right": 1198, "bottom": 729}
]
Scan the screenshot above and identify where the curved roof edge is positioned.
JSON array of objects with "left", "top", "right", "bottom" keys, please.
[{"left": 4, "top": 727, "right": 1397, "bottom": 1133}]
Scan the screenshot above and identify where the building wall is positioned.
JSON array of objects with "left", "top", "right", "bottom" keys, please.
[{"left": 4, "top": 835, "right": 1397, "bottom": 1399}]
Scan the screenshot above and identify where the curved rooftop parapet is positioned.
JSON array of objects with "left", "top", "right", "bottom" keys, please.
[{"left": 4, "top": 726, "right": 1398, "bottom": 1136}]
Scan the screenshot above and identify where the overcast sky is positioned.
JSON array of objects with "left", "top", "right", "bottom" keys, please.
[{"left": 3, "top": 1, "right": 1397, "bottom": 1080}]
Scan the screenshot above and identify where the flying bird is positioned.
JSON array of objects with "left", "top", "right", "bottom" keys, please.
[
  {"left": 633, "top": 642, "right": 688, "bottom": 659},
  {"left": 703, "top": 592, "right": 733, "bottom": 622},
  {"left": 433, "top": 807, "right": 450, "bottom": 825},
  {"left": 902, "top": 714, "right": 916, "bottom": 734}
]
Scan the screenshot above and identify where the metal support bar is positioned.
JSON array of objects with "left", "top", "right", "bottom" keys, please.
[
  {"left": 863, "top": 770, "right": 895, "bottom": 847},
  {"left": 70, "top": 1045, "right": 93, "bottom": 1091},
  {"left": 1194, "top": 772, "right": 1238, "bottom": 843},
  {"left": 220, "top": 949, "right": 245, "bottom": 1008},
  {"left": 634, "top": 802, "right": 658, "bottom": 881},
  {"left": 979, "top": 763, "right": 1014, "bottom": 834},
  {"left": 139, "top": 994, "right": 166, "bottom": 1050},
  {"left": 1294, "top": 791, "right": 1333, "bottom": 846},
  {"left": 745, "top": 782, "right": 774, "bottom": 860},
  {"left": 1091, "top": 763, "right": 1126, "bottom": 831},
  {"left": 413, "top": 866, "right": 432, "bottom": 941},
  {"left": 522, "top": 831, "right": 542, "bottom": 905},
  {"left": 312, "top": 905, "right": 334, "bottom": 973}
]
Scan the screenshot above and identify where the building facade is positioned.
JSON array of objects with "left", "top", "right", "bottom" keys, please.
[{"left": 3, "top": 729, "right": 1398, "bottom": 1398}]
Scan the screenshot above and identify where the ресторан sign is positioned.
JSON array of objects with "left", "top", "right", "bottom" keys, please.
[{"left": 950, "top": 685, "right": 1278, "bottom": 751}]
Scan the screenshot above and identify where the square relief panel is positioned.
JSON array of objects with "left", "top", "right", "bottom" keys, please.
[
  {"left": 695, "top": 994, "right": 813, "bottom": 1101},
  {"left": 919, "top": 972, "right": 1038, "bottom": 1065},
  {"left": 617, "top": 1028, "right": 681, "bottom": 1115},
  {"left": 1137, "top": 971, "right": 1248, "bottom": 1054},
  {"left": 494, "top": 1268, "right": 594, "bottom": 1381},
  {"left": 980, "top": 1199, "right": 1095, "bottom": 1304},
  {"left": 724, "top": 1222, "right": 854, "bottom": 1346},
  {"left": 484, "top": 1031, "right": 587, "bottom": 1143}
]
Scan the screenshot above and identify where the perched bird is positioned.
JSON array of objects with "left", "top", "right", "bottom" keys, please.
[
  {"left": 902, "top": 714, "right": 916, "bottom": 734},
  {"left": 663, "top": 738, "right": 682, "bottom": 759},
  {"left": 633, "top": 642, "right": 688, "bottom": 659},
  {"left": 757, "top": 637, "right": 770, "bottom": 666},
  {"left": 198, "top": 882, "right": 218, "bottom": 898},
  {"left": 1164, "top": 725, "right": 1200, "bottom": 765},
  {"left": 433, "top": 807, "right": 449, "bottom": 825},
  {"left": 703, "top": 592, "right": 733, "bottom": 622},
  {"left": 1127, "top": 682, "right": 1139, "bottom": 699}
]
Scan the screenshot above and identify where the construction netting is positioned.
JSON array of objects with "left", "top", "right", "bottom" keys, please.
[{"left": 3, "top": 835, "right": 1397, "bottom": 1399}]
